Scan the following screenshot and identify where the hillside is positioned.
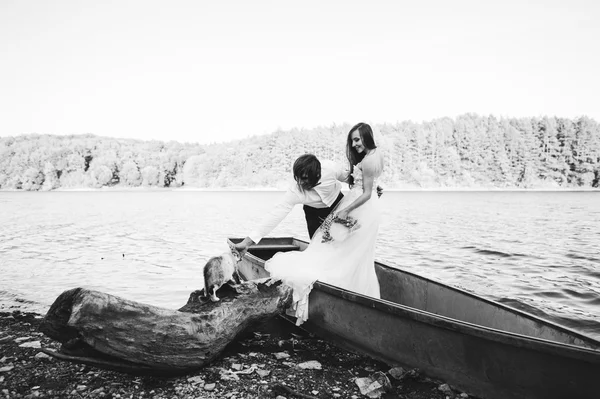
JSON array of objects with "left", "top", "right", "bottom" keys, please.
[{"left": 1, "top": 114, "right": 599, "bottom": 190}]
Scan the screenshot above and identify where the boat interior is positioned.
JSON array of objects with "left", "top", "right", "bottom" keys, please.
[{"left": 229, "top": 237, "right": 600, "bottom": 350}]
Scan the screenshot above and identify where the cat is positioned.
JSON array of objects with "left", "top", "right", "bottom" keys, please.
[{"left": 203, "top": 243, "right": 245, "bottom": 302}]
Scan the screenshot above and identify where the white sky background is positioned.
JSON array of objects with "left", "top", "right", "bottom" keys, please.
[{"left": 1, "top": 0, "right": 598, "bottom": 145}]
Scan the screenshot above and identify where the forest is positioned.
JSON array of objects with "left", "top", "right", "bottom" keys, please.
[{"left": 1, "top": 114, "right": 599, "bottom": 191}]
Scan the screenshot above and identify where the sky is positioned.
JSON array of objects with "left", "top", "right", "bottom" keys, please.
[{"left": 1, "top": 0, "right": 599, "bottom": 145}]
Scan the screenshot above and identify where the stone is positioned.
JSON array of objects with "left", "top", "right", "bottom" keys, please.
[
  {"left": 388, "top": 366, "right": 406, "bottom": 379},
  {"left": 187, "top": 376, "right": 204, "bottom": 385},
  {"left": 204, "top": 383, "right": 216, "bottom": 391},
  {"left": 370, "top": 371, "right": 392, "bottom": 391},
  {"left": 256, "top": 369, "right": 270, "bottom": 377},
  {"left": 355, "top": 376, "right": 387, "bottom": 399},
  {"left": 219, "top": 369, "right": 240, "bottom": 381},
  {"left": 274, "top": 352, "right": 290, "bottom": 360},
  {"left": 19, "top": 340, "right": 42, "bottom": 348},
  {"left": 0, "top": 365, "right": 14, "bottom": 372},
  {"left": 438, "top": 383, "right": 453, "bottom": 395},
  {"left": 297, "top": 360, "right": 322, "bottom": 370},
  {"left": 34, "top": 352, "right": 52, "bottom": 360}
]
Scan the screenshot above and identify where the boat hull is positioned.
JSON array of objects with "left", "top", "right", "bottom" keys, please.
[{"left": 229, "top": 237, "right": 600, "bottom": 399}]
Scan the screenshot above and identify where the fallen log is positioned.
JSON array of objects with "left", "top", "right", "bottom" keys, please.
[{"left": 39, "top": 278, "right": 293, "bottom": 375}]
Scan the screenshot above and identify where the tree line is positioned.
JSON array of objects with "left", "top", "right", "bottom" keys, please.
[{"left": 1, "top": 114, "right": 599, "bottom": 191}]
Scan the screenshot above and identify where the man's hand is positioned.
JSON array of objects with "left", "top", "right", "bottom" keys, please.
[
  {"left": 234, "top": 237, "right": 255, "bottom": 252},
  {"left": 376, "top": 185, "right": 384, "bottom": 198}
]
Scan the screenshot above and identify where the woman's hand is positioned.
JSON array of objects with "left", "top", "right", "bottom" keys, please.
[{"left": 336, "top": 209, "right": 350, "bottom": 220}]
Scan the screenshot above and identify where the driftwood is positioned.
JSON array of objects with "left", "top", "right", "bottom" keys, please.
[{"left": 39, "top": 279, "right": 293, "bottom": 375}]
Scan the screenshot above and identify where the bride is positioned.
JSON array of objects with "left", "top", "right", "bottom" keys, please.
[{"left": 266, "top": 122, "right": 385, "bottom": 325}]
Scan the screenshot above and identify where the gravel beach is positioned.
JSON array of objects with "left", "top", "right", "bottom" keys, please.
[{"left": 0, "top": 310, "right": 476, "bottom": 399}]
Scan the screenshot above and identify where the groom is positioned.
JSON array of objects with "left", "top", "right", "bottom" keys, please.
[{"left": 234, "top": 154, "right": 348, "bottom": 252}]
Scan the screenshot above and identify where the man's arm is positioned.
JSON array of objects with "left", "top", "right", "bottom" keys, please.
[
  {"left": 234, "top": 188, "right": 301, "bottom": 252},
  {"left": 333, "top": 161, "right": 350, "bottom": 183},
  {"left": 234, "top": 236, "right": 256, "bottom": 251}
]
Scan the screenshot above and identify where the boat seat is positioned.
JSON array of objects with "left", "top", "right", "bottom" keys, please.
[{"left": 250, "top": 244, "right": 300, "bottom": 251}]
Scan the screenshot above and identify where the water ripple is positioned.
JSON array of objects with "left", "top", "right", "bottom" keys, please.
[{"left": 1, "top": 190, "right": 599, "bottom": 341}]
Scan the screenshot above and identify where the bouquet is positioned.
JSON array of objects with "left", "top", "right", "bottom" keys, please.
[{"left": 321, "top": 214, "right": 360, "bottom": 243}]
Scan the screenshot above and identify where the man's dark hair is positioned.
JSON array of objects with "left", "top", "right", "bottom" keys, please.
[{"left": 293, "top": 154, "right": 321, "bottom": 190}]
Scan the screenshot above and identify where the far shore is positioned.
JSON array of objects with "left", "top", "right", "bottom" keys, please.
[{"left": 0, "top": 185, "right": 599, "bottom": 193}]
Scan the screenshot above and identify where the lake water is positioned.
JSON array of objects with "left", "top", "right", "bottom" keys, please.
[{"left": 1, "top": 190, "right": 599, "bottom": 340}]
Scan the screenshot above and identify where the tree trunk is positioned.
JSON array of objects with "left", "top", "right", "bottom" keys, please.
[{"left": 39, "top": 279, "right": 292, "bottom": 375}]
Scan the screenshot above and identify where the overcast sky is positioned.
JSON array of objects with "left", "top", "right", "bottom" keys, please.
[{"left": 1, "top": 0, "right": 598, "bottom": 145}]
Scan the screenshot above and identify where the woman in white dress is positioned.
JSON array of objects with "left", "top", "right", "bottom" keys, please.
[{"left": 266, "top": 122, "right": 385, "bottom": 325}]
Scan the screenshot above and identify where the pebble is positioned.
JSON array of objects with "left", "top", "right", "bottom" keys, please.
[
  {"left": 388, "top": 366, "right": 406, "bottom": 379},
  {"left": 187, "top": 376, "right": 204, "bottom": 385},
  {"left": 256, "top": 369, "right": 270, "bottom": 377},
  {"left": 204, "top": 383, "right": 216, "bottom": 391},
  {"left": 297, "top": 360, "right": 321, "bottom": 370},
  {"left": 438, "top": 383, "right": 453, "bottom": 395},
  {"left": 0, "top": 337, "right": 13, "bottom": 344},
  {"left": 274, "top": 352, "right": 290, "bottom": 360},
  {"left": 19, "top": 340, "right": 42, "bottom": 348}
]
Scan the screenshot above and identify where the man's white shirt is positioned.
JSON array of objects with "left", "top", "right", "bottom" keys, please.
[{"left": 248, "top": 160, "right": 349, "bottom": 243}]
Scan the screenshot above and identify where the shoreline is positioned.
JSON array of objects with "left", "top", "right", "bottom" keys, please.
[
  {"left": 0, "top": 186, "right": 598, "bottom": 192},
  {"left": 0, "top": 309, "right": 476, "bottom": 399}
]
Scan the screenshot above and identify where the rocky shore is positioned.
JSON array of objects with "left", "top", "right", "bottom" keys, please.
[{"left": 0, "top": 310, "right": 477, "bottom": 399}]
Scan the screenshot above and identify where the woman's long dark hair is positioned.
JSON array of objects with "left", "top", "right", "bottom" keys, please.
[{"left": 346, "top": 122, "right": 377, "bottom": 186}]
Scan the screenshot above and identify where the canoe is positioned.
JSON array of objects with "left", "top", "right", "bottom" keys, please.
[{"left": 228, "top": 236, "right": 600, "bottom": 399}]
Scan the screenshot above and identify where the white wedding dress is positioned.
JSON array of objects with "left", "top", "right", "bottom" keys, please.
[{"left": 265, "top": 151, "right": 383, "bottom": 325}]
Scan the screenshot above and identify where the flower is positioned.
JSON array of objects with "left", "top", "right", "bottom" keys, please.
[{"left": 320, "top": 214, "right": 360, "bottom": 243}]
